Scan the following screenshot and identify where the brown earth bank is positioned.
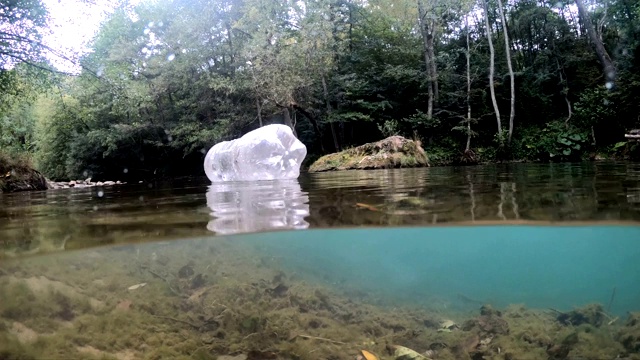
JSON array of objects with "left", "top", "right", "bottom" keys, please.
[
  {"left": 309, "top": 136, "right": 429, "bottom": 172},
  {"left": 0, "top": 153, "right": 47, "bottom": 193},
  {"left": 1, "top": 153, "right": 128, "bottom": 193}
]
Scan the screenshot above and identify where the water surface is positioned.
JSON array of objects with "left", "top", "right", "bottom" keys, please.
[{"left": 1, "top": 162, "right": 639, "bottom": 255}]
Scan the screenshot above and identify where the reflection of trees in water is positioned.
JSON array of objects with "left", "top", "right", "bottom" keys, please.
[{"left": 306, "top": 163, "right": 640, "bottom": 226}]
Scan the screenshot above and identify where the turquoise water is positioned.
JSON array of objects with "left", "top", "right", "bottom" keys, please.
[{"left": 242, "top": 225, "right": 640, "bottom": 316}]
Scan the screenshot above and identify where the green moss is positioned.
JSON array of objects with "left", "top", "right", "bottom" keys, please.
[{"left": 309, "top": 136, "right": 428, "bottom": 172}]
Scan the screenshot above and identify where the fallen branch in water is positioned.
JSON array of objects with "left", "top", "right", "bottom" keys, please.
[
  {"left": 144, "top": 267, "right": 185, "bottom": 298},
  {"left": 289, "top": 334, "right": 346, "bottom": 345}
]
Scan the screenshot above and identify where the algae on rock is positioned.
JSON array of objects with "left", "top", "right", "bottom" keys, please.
[{"left": 309, "top": 136, "right": 429, "bottom": 172}]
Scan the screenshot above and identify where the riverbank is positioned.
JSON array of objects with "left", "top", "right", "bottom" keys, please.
[
  {"left": 0, "top": 153, "right": 47, "bottom": 193},
  {"left": 46, "top": 179, "right": 127, "bottom": 190},
  {"left": 1, "top": 153, "right": 129, "bottom": 193}
]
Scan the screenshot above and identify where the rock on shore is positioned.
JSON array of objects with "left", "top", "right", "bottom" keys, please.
[
  {"left": 309, "top": 135, "right": 429, "bottom": 172},
  {"left": 46, "top": 178, "right": 126, "bottom": 190}
]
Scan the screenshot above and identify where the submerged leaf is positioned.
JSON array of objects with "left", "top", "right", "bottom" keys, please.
[{"left": 360, "top": 349, "right": 379, "bottom": 360}]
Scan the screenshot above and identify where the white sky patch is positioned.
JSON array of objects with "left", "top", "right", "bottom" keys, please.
[{"left": 42, "top": 0, "right": 141, "bottom": 73}]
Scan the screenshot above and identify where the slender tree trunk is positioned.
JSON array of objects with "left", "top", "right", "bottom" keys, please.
[
  {"left": 483, "top": 0, "right": 502, "bottom": 136},
  {"left": 322, "top": 75, "right": 340, "bottom": 152},
  {"left": 557, "top": 60, "right": 572, "bottom": 127},
  {"left": 427, "top": 21, "right": 438, "bottom": 104},
  {"left": 256, "top": 98, "right": 263, "bottom": 127},
  {"left": 291, "top": 104, "right": 324, "bottom": 152},
  {"left": 465, "top": 15, "right": 472, "bottom": 152},
  {"left": 417, "top": 0, "right": 434, "bottom": 118},
  {"left": 226, "top": 22, "right": 235, "bottom": 73},
  {"left": 575, "top": 0, "right": 616, "bottom": 86},
  {"left": 497, "top": 0, "right": 515, "bottom": 144},
  {"left": 283, "top": 107, "right": 296, "bottom": 137}
]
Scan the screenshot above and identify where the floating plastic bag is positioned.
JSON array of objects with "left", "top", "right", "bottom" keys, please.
[{"left": 204, "top": 124, "right": 307, "bottom": 182}]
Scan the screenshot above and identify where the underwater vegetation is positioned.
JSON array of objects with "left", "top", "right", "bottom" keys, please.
[{"left": 0, "top": 238, "right": 639, "bottom": 360}]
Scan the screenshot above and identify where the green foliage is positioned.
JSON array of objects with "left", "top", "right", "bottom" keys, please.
[
  {"left": 3, "top": 0, "right": 640, "bottom": 180},
  {"left": 377, "top": 119, "right": 399, "bottom": 138},
  {"left": 521, "top": 122, "right": 590, "bottom": 161}
]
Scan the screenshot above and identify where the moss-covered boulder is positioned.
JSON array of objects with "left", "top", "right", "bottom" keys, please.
[
  {"left": 0, "top": 153, "right": 48, "bottom": 193},
  {"left": 309, "top": 135, "right": 429, "bottom": 172}
]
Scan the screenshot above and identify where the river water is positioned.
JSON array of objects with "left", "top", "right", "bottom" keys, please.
[{"left": 1, "top": 162, "right": 640, "bottom": 359}]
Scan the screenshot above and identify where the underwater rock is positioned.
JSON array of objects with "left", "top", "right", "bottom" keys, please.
[
  {"left": 391, "top": 345, "right": 431, "bottom": 360},
  {"left": 10, "top": 322, "right": 39, "bottom": 344},
  {"left": 618, "top": 312, "right": 640, "bottom": 353},
  {"left": 480, "top": 304, "right": 502, "bottom": 317},
  {"left": 555, "top": 303, "right": 606, "bottom": 327},
  {"left": 463, "top": 314, "right": 509, "bottom": 335},
  {"left": 266, "top": 283, "right": 289, "bottom": 297},
  {"left": 437, "top": 319, "right": 459, "bottom": 332},
  {"left": 178, "top": 265, "right": 195, "bottom": 278},
  {"left": 190, "top": 274, "right": 206, "bottom": 289}
]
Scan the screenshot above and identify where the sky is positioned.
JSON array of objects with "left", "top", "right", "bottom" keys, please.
[{"left": 41, "top": 0, "right": 139, "bottom": 73}]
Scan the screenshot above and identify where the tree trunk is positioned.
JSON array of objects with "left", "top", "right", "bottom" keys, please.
[
  {"left": 283, "top": 107, "right": 296, "bottom": 137},
  {"left": 226, "top": 22, "right": 235, "bottom": 74},
  {"left": 256, "top": 98, "right": 263, "bottom": 127},
  {"left": 497, "top": 0, "right": 515, "bottom": 144},
  {"left": 292, "top": 104, "right": 325, "bottom": 153},
  {"left": 322, "top": 75, "right": 340, "bottom": 152},
  {"left": 557, "top": 60, "right": 572, "bottom": 127},
  {"left": 417, "top": 0, "right": 434, "bottom": 118},
  {"left": 575, "top": 0, "right": 616, "bottom": 86},
  {"left": 427, "top": 22, "right": 438, "bottom": 104},
  {"left": 465, "top": 15, "right": 472, "bottom": 152},
  {"left": 483, "top": 0, "right": 502, "bottom": 136}
]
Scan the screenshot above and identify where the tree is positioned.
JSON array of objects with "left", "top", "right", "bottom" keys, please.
[
  {"left": 496, "top": 0, "right": 515, "bottom": 144},
  {"left": 575, "top": 0, "right": 616, "bottom": 87},
  {"left": 0, "top": 0, "right": 49, "bottom": 70},
  {"left": 482, "top": 0, "right": 501, "bottom": 137}
]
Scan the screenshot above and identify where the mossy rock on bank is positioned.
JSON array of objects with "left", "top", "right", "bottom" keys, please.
[
  {"left": 0, "top": 155, "right": 48, "bottom": 193},
  {"left": 309, "top": 135, "right": 429, "bottom": 172}
]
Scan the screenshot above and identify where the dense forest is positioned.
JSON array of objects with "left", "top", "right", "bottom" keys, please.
[{"left": 1, "top": 0, "right": 639, "bottom": 181}]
